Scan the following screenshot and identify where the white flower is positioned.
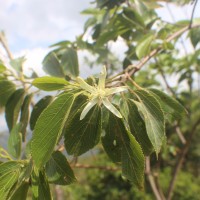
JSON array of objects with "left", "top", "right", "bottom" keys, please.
[{"left": 76, "top": 66, "right": 127, "bottom": 120}]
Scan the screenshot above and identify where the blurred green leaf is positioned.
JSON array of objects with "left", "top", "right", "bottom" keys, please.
[
  {"left": 20, "top": 94, "right": 33, "bottom": 141},
  {"left": 120, "top": 98, "right": 154, "bottom": 155},
  {"left": 32, "top": 76, "right": 69, "bottom": 91},
  {"left": 0, "top": 61, "right": 6, "bottom": 73},
  {"left": 64, "top": 104, "right": 101, "bottom": 156},
  {"left": 136, "top": 34, "right": 154, "bottom": 59},
  {"left": 46, "top": 151, "right": 76, "bottom": 185},
  {"left": 31, "top": 169, "right": 52, "bottom": 200},
  {"left": 61, "top": 48, "right": 79, "bottom": 77},
  {"left": 10, "top": 57, "right": 26, "bottom": 73},
  {"left": 103, "top": 112, "right": 145, "bottom": 189},
  {"left": 133, "top": 89, "right": 165, "bottom": 155},
  {"left": 149, "top": 89, "right": 187, "bottom": 121},
  {"left": 0, "top": 80, "right": 16, "bottom": 107},
  {"left": 43, "top": 52, "right": 65, "bottom": 77},
  {"left": 8, "top": 123, "right": 22, "bottom": 159},
  {"left": 5, "top": 89, "right": 25, "bottom": 131},
  {"left": 10, "top": 182, "right": 29, "bottom": 200},
  {"left": 30, "top": 96, "right": 53, "bottom": 131}
]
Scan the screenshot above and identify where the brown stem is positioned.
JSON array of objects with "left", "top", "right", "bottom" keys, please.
[
  {"left": 0, "top": 31, "right": 13, "bottom": 60},
  {"left": 146, "top": 157, "right": 164, "bottom": 200},
  {"left": 174, "top": 123, "right": 186, "bottom": 145},
  {"left": 72, "top": 163, "right": 120, "bottom": 172},
  {"left": 109, "top": 23, "right": 200, "bottom": 83},
  {"left": 167, "top": 117, "right": 200, "bottom": 200}
]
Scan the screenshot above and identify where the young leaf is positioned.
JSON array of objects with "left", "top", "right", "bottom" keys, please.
[
  {"left": 5, "top": 89, "right": 25, "bottom": 131},
  {"left": 30, "top": 96, "right": 53, "bottom": 130},
  {"left": 31, "top": 92, "right": 76, "bottom": 169},
  {"left": 0, "top": 80, "right": 16, "bottom": 107},
  {"left": 43, "top": 52, "right": 65, "bottom": 77},
  {"left": 32, "top": 76, "right": 69, "bottom": 91},
  {"left": 45, "top": 151, "right": 76, "bottom": 185},
  {"left": 64, "top": 104, "right": 101, "bottom": 156},
  {"left": 61, "top": 48, "right": 79, "bottom": 77},
  {"left": 136, "top": 34, "right": 154, "bottom": 59},
  {"left": 8, "top": 123, "right": 22, "bottom": 159},
  {"left": 120, "top": 99, "right": 154, "bottom": 155},
  {"left": 103, "top": 113, "right": 145, "bottom": 189},
  {"left": 10, "top": 182, "right": 29, "bottom": 200},
  {"left": 20, "top": 94, "right": 33, "bottom": 141},
  {"left": 133, "top": 90, "right": 165, "bottom": 155},
  {"left": 148, "top": 88, "right": 186, "bottom": 121}
]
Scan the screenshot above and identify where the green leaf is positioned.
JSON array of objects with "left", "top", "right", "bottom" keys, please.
[
  {"left": 61, "top": 48, "right": 79, "bottom": 77},
  {"left": 8, "top": 123, "right": 22, "bottom": 159},
  {"left": 102, "top": 114, "right": 122, "bottom": 163},
  {"left": 103, "top": 113, "right": 145, "bottom": 188},
  {"left": 5, "top": 89, "right": 25, "bottom": 131},
  {"left": 20, "top": 94, "right": 33, "bottom": 141},
  {"left": 149, "top": 89, "right": 187, "bottom": 121},
  {"left": 10, "top": 182, "right": 29, "bottom": 200},
  {"left": 31, "top": 92, "right": 76, "bottom": 169},
  {"left": 123, "top": 7, "right": 145, "bottom": 29},
  {"left": 189, "top": 27, "right": 200, "bottom": 48},
  {"left": 32, "top": 76, "right": 69, "bottom": 91},
  {"left": 30, "top": 96, "right": 53, "bottom": 131},
  {"left": 43, "top": 52, "right": 65, "bottom": 77},
  {"left": 120, "top": 99, "right": 154, "bottom": 155},
  {"left": 45, "top": 151, "right": 76, "bottom": 185},
  {"left": 10, "top": 57, "right": 26, "bottom": 73},
  {"left": 0, "top": 61, "right": 6, "bottom": 73},
  {"left": 133, "top": 89, "right": 165, "bottom": 155},
  {"left": 136, "top": 34, "right": 154, "bottom": 59},
  {"left": 31, "top": 169, "right": 52, "bottom": 200},
  {"left": 0, "top": 80, "right": 16, "bottom": 107},
  {"left": 64, "top": 104, "right": 101, "bottom": 156},
  {"left": 0, "top": 161, "right": 26, "bottom": 200}
]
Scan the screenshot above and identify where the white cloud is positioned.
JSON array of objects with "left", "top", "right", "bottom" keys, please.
[{"left": 0, "top": 0, "right": 91, "bottom": 52}]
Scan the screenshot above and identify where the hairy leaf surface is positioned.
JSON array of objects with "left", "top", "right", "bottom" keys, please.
[
  {"left": 30, "top": 96, "right": 53, "bottom": 130},
  {"left": 120, "top": 99, "right": 154, "bottom": 155},
  {"left": 0, "top": 80, "right": 16, "bottom": 107},
  {"left": 149, "top": 88, "right": 186, "bottom": 121},
  {"left": 31, "top": 92, "right": 75, "bottom": 169},
  {"left": 64, "top": 104, "right": 101, "bottom": 156},
  {"left": 46, "top": 151, "right": 76, "bottom": 185},
  {"left": 20, "top": 94, "right": 33, "bottom": 141},
  {"left": 8, "top": 123, "right": 22, "bottom": 159},
  {"left": 134, "top": 89, "right": 165, "bottom": 155},
  {"left": 103, "top": 113, "right": 145, "bottom": 188},
  {"left": 5, "top": 89, "right": 25, "bottom": 131}
]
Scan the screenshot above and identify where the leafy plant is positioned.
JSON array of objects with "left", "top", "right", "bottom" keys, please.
[{"left": 0, "top": 0, "right": 200, "bottom": 199}]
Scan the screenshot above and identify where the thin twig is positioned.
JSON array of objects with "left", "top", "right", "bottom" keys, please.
[
  {"left": 146, "top": 157, "right": 163, "bottom": 200},
  {"left": 174, "top": 122, "right": 186, "bottom": 145},
  {"left": 109, "top": 23, "right": 200, "bottom": 83},
  {"left": 72, "top": 163, "right": 120, "bottom": 171},
  {"left": 167, "top": 117, "right": 200, "bottom": 200}
]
